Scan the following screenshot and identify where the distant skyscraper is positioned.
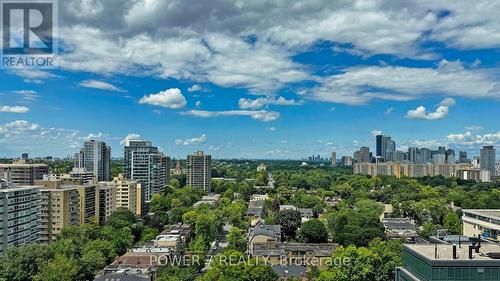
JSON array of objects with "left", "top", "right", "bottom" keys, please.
[
  {"left": 355, "top": 147, "right": 371, "bottom": 163},
  {"left": 408, "top": 147, "right": 418, "bottom": 163},
  {"left": 21, "top": 153, "right": 29, "bottom": 160},
  {"left": 376, "top": 134, "right": 395, "bottom": 162},
  {"left": 438, "top": 146, "right": 446, "bottom": 155},
  {"left": 341, "top": 156, "right": 353, "bottom": 167},
  {"left": 390, "top": 150, "right": 406, "bottom": 162},
  {"left": 124, "top": 140, "right": 170, "bottom": 201},
  {"left": 432, "top": 154, "right": 446, "bottom": 164},
  {"left": 446, "top": 149, "right": 455, "bottom": 164},
  {"left": 480, "top": 146, "right": 496, "bottom": 177},
  {"left": 459, "top": 151, "right": 468, "bottom": 164},
  {"left": 419, "top": 148, "right": 432, "bottom": 164},
  {"left": 376, "top": 135, "right": 383, "bottom": 158},
  {"left": 331, "top": 151, "right": 337, "bottom": 166},
  {"left": 187, "top": 151, "right": 212, "bottom": 192},
  {"left": 75, "top": 140, "right": 111, "bottom": 182}
]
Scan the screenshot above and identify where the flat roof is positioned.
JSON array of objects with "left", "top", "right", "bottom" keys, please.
[
  {"left": 404, "top": 243, "right": 500, "bottom": 262},
  {"left": 463, "top": 209, "right": 500, "bottom": 220},
  {"left": 0, "top": 163, "right": 48, "bottom": 167}
]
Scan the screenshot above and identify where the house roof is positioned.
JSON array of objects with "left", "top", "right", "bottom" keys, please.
[
  {"left": 160, "top": 224, "right": 193, "bottom": 236},
  {"left": 94, "top": 273, "right": 150, "bottom": 281},
  {"left": 279, "top": 205, "right": 297, "bottom": 211},
  {"left": 382, "top": 217, "right": 417, "bottom": 232},
  {"left": 271, "top": 265, "right": 307, "bottom": 277},
  {"left": 298, "top": 208, "right": 313, "bottom": 217},
  {"left": 249, "top": 224, "right": 281, "bottom": 240},
  {"left": 253, "top": 242, "right": 337, "bottom": 257},
  {"left": 245, "top": 207, "right": 263, "bottom": 217}
]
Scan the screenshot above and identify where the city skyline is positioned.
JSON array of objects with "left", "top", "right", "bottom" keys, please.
[{"left": 1, "top": 1, "right": 500, "bottom": 159}]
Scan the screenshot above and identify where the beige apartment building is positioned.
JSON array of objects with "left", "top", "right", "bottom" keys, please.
[
  {"left": 110, "top": 174, "right": 143, "bottom": 216},
  {"left": 39, "top": 187, "right": 80, "bottom": 243},
  {"left": 187, "top": 151, "right": 212, "bottom": 192},
  {"left": 354, "top": 162, "right": 473, "bottom": 178},
  {"left": 35, "top": 179, "right": 98, "bottom": 224},
  {"left": 0, "top": 161, "right": 48, "bottom": 185},
  {"left": 0, "top": 181, "right": 40, "bottom": 256},
  {"left": 77, "top": 184, "right": 98, "bottom": 224},
  {"left": 462, "top": 209, "right": 500, "bottom": 242},
  {"left": 97, "top": 182, "right": 117, "bottom": 224}
]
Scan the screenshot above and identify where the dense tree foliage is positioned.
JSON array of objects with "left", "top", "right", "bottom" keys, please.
[
  {"left": 276, "top": 209, "right": 302, "bottom": 238},
  {"left": 326, "top": 200, "right": 385, "bottom": 246},
  {"left": 317, "top": 239, "right": 402, "bottom": 281},
  {"left": 298, "top": 219, "right": 328, "bottom": 243},
  {"left": 200, "top": 250, "right": 278, "bottom": 281},
  {"left": 0, "top": 210, "right": 137, "bottom": 281},
  {"left": 227, "top": 227, "right": 247, "bottom": 252}
]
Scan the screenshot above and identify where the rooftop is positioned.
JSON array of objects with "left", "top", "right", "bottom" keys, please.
[
  {"left": 382, "top": 217, "right": 417, "bottom": 232},
  {"left": 249, "top": 224, "right": 281, "bottom": 240},
  {"left": 245, "top": 207, "right": 264, "bottom": 217},
  {"left": 160, "top": 224, "right": 193, "bottom": 236},
  {"left": 404, "top": 243, "right": 500, "bottom": 262},
  {"left": 463, "top": 209, "right": 500, "bottom": 220},
  {"left": 0, "top": 163, "right": 48, "bottom": 167},
  {"left": 298, "top": 208, "right": 313, "bottom": 217},
  {"left": 253, "top": 242, "right": 337, "bottom": 257},
  {"left": 94, "top": 273, "right": 150, "bottom": 281}
]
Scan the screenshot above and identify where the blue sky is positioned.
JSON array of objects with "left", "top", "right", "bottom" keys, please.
[{"left": 1, "top": 1, "right": 499, "bottom": 159}]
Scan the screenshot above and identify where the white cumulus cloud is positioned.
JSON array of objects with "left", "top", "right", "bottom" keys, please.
[
  {"left": 183, "top": 110, "right": 279, "bottom": 122},
  {"left": 188, "top": 84, "right": 202, "bottom": 92},
  {"left": 79, "top": 79, "right": 126, "bottom": 92},
  {"left": 139, "top": 88, "right": 187, "bottom": 109},
  {"left": 0, "top": 106, "right": 30, "bottom": 113},
  {"left": 406, "top": 98, "right": 455, "bottom": 120},
  {"left": 175, "top": 134, "right": 207, "bottom": 146},
  {"left": 239, "top": 96, "right": 301, "bottom": 110},
  {"left": 121, "top": 133, "right": 142, "bottom": 145}
]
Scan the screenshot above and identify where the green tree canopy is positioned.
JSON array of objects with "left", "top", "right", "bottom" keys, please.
[{"left": 298, "top": 219, "right": 329, "bottom": 243}]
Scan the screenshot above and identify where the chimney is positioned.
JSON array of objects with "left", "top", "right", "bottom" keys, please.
[
  {"left": 475, "top": 234, "right": 481, "bottom": 253},
  {"left": 452, "top": 245, "right": 458, "bottom": 259},
  {"left": 468, "top": 245, "right": 474, "bottom": 259}
]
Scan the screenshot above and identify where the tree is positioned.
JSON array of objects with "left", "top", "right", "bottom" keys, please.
[
  {"left": 317, "top": 245, "right": 381, "bottom": 281},
  {"left": 195, "top": 212, "right": 223, "bottom": 247},
  {"left": 298, "top": 219, "right": 328, "bottom": 243},
  {"left": 223, "top": 200, "right": 247, "bottom": 228},
  {"left": 0, "top": 244, "right": 52, "bottom": 281},
  {"left": 182, "top": 210, "right": 198, "bottom": 226},
  {"left": 227, "top": 227, "right": 246, "bottom": 252},
  {"left": 156, "top": 265, "right": 199, "bottom": 281},
  {"left": 81, "top": 239, "right": 116, "bottom": 264},
  {"left": 80, "top": 249, "right": 106, "bottom": 280},
  {"left": 100, "top": 226, "right": 134, "bottom": 255},
  {"left": 443, "top": 212, "right": 462, "bottom": 235},
  {"left": 276, "top": 209, "right": 302, "bottom": 238},
  {"left": 419, "top": 222, "right": 439, "bottom": 239},
  {"left": 140, "top": 227, "right": 160, "bottom": 244},
  {"left": 170, "top": 178, "right": 181, "bottom": 189},
  {"left": 106, "top": 207, "right": 137, "bottom": 229},
  {"left": 200, "top": 250, "right": 278, "bottom": 281},
  {"left": 34, "top": 254, "right": 80, "bottom": 281},
  {"left": 326, "top": 204, "right": 385, "bottom": 247},
  {"left": 368, "top": 238, "right": 403, "bottom": 281}
]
